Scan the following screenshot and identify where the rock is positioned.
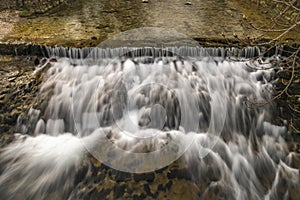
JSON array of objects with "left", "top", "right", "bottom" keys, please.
[
  {"left": 185, "top": 2, "right": 192, "bottom": 5},
  {"left": 133, "top": 173, "right": 155, "bottom": 182},
  {"left": 200, "top": 181, "right": 235, "bottom": 200},
  {"left": 0, "top": 133, "right": 14, "bottom": 147},
  {"left": 142, "top": 0, "right": 149, "bottom": 3},
  {"left": 0, "top": 56, "right": 41, "bottom": 135},
  {"left": 167, "top": 168, "right": 192, "bottom": 180},
  {"left": 288, "top": 153, "right": 300, "bottom": 169}
]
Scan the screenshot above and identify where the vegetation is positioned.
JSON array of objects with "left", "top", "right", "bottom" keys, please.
[{"left": 240, "top": 0, "right": 300, "bottom": 134}]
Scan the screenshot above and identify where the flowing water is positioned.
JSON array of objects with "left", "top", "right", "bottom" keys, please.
[{"left": 0, "top": 46, "right": 299, "bottom": 199}]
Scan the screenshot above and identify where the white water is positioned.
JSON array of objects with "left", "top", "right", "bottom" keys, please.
[{"left": 0, "top": 47, "right": 299, "bottom": 199}]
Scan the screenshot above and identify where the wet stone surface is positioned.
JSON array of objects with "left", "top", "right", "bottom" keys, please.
[
  {"left": 69, "top": 152, "right": 300, "bottom": 200},
  {"left": 0, "top": 0, "right": 68, "bottom": 15},
  {"left": 0, "top": 55, "right": 300, "bottom": 199},
  {"left": 274, "top": 59, "right": 300, "bottom": 139},
  {"left": 0, "top": 0, "right": 260, "bottom": 47},
  {"left": 0, "top": 1, "right": 299, "bottom": 198},
  {"left": 69, "top": 156, "right": 201, "bottom": 200},
  {"left": 0, "top": 0, "right": 299, "bottom": 47},
  {"left": 0, "top": 55, "right": 40, "bottom": 145}
]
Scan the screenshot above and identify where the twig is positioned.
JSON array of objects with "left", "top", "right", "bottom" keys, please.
[
  {"left": 273, "top": 0, "right": 300, "bottom": 12},
  {"left": 246, "top": 48, "right": 299, "bottom": 107},
  {"left": 290, "top": 118, "right": 300, "bottom": 133},
  {"left": 288, "top": 104, "right": 300, "bottom": 114}
]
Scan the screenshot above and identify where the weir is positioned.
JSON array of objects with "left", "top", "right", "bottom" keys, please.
[
  {"left": 45, "top": 46, "right": 261, "bottom": 60},
  {"left": 0, "top": 46, "right": 299, "bottom": 200}
]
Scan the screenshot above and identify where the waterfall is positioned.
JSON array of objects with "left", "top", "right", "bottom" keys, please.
[
  {"left": 0, "top": 47, "right": 299, "bottom": 200},
  {"left": 45, "top": 46, "right": 261, "bottom": 60}
]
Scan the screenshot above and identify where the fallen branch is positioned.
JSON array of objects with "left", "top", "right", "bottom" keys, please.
[{"left": 246, "top": 48, "right": 299, "bottom": 107}]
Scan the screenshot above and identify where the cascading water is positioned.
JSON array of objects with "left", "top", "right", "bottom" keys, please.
[{"left": 0, "top": 46, "right": 299, "bottom": 200}]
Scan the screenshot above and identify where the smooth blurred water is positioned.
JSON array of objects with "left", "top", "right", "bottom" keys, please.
[{"left": 0, "top": 47, "right": 299, "bottom": 199}]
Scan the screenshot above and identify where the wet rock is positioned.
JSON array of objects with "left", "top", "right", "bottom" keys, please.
[
  {"left": 89, "top": 188, "right": 111, "bottom": 200},
  {"left": 113, "top": 184, "right": 126, "bottom": 199},
  {"left": 165, "top": 180, "right": 173, "bottom": 190},
  {"left": 133, "top": 173, "right": 155, "bottom": 182},
  {"left": 268, "top": 162, "right": 300, "bottom": 200},
  {"left": 114, "top": 172, "right": 132, "bottom": 182},
  {"left": 1, "top": 0, "right": 69, "bottom": 15},
  {"left": 167, "top": 168, "right": 192, "bottom": 180},
  {"left": 133, "top": 193, "right": 147, "bottom": 200},
  {"left": 74, "top": 165, "right": 89, "bottom": 185},
  {"left": 0, "top": 133, "right": 14, "bottom": 147},
  {"left": 200, "top": 181, "right": 236, "bottom": 200},
  {"left": 287, "top": 153, "right": 300, "bottom": 169},
  {"left": 0, "top": 56, "right": 41, "bottom": 135}
]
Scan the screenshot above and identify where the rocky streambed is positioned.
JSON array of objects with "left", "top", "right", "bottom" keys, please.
[
  {"left": 0, "top": 48, "right": 299, "bottom": 147},
  {"left": 0, "top": 56, "right": 39, "bottom": 144},
  {"left": 0, "top": 0, "right": 298, "bottom": 156},
  {"left": 0, "top": 1, "right": 299, "bottom": 199},
  {"left": 0, "top": 49, "right": 300, "bottom": 200}
]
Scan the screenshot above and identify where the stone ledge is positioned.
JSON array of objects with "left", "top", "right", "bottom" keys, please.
[
  {"left": 0, "top": 40, "right": 299, "bottom": 58},
  {"left": 0, "top": 43, "right": 44, "bottom": 56}
]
